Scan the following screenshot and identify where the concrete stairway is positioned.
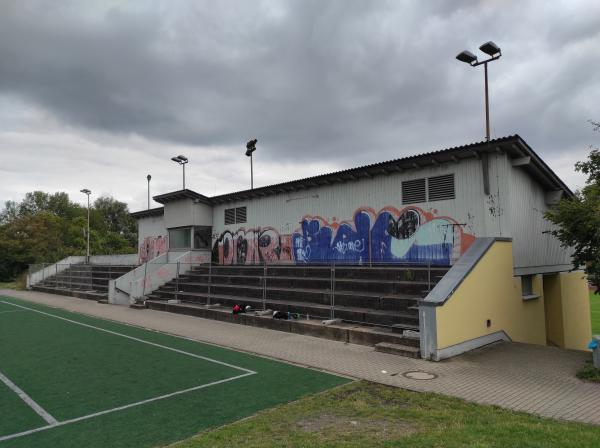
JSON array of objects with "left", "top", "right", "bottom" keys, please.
[
  {"left": 32, "top": 264, "right": 137, "bottom": 301},
  {"left": 145, "top": 264, "right": 449, "bottom": 356}
]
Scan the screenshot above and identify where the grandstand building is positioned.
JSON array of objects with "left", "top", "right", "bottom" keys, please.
[{"left": 33, "top": 135, "right": 592, "bottom": 360}]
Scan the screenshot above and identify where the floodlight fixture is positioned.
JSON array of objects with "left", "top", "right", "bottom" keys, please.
[
  {"left": 479, "top": 41, "right": 501, "bottom": 57},
  {"left": 456, "top": 50, "right": 478, "bottom": 65},
  {"left": 245, "top": 139, "right": 257, "bottom": 157}
]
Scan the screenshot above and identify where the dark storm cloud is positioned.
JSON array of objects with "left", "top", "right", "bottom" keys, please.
[{"left": 0, "top": 0, "right": 598, "bottom": 170}]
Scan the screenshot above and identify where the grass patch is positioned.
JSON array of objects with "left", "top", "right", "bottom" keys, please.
[
  {"left": 171, "top": 381, "right": 600, "bottom": 448},
  {"left": 577, "top": 360, "right": 600, "bottom": 383},
  {"left": 0, "top": 272, "right": 27, "bottom": 290},
  {"left": 590, "top": 291, "right": 600, "bottom": 335}
]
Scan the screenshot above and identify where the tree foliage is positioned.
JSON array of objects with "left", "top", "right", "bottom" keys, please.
[
  {"left": 545, "top": 121, "right": 600, "bottom": 291},
  {"left": 0, "top": 191, "right": 137, "bottom": 281}
]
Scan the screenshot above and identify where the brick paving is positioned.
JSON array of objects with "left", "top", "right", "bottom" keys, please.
[{"left": 3, "top": 289, "right": 599, "bottom": 425}]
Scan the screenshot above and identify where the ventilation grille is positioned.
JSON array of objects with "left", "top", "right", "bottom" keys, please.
[
  {"left": 402, "top": 178, "right": 426, "bottom": 204},
  {"left": 428, "top": 174, "right": 455, "bottom": 201},
  {"left": 224, "top": 208, "right": 235, "bottom": 225},
  {"left": 235, "top": 206, "right": 247, "bottom": 224},
  {"left": 225, "top": 206, "right": 247, "bottom": 224}
]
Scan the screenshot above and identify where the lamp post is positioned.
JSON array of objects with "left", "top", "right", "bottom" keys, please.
[
  {"left": 456, "top": 41, "right": 502, "bottom": 141},
  {"left": 245, "top": 139, "right": 257, "bottom": 190},
  {"left": 170, "top": 155, "right": 188, "bottom": 189},
  {"left": 80, "top": 188, "right": 91, "bottom": 263},
  {"left": 146, "top": 174, "right": 151, "bottom": 209}
]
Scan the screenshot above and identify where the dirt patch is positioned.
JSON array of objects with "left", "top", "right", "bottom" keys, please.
[{"left": 296, "top": 414, "right": 415, "bottom": 438}]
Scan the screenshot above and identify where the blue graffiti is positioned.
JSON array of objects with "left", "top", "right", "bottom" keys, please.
[{"left": 292, "top": 209, "right": 455, "bottom": 265}]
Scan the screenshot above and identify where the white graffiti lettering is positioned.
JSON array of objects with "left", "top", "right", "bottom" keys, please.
[{"left": 334, "top": 239, "right": 365, "bottom": 255}]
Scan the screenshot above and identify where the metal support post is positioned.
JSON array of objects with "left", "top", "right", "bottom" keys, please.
[
  {"left": 175, "top": 261, "right": 180, "bottom": 302},
  {"left": 330, "top": 261, "right": 336, "bottom": 320},
  {"left": 262, "top": 261, "right": 267, "bottom": 311},
  {"left": 207, "top": 260, "right": 212, "bottom": 306},
  {"left": 427, "top": 260, "right": 431, "bottom": 293}
]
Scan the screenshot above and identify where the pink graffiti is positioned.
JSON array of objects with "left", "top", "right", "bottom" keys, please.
[
  {"left": 139, "top": 235, "right": 169, "bottom": 264},
  {"left": 213, "top": 227, "right": 293, "bottom": 265}
]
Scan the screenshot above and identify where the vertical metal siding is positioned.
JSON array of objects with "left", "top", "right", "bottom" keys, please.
[
  {"left": 506, "top": 162, "right": 572, "bottom": 270},
  {"left": 211, "top": 158, "right": 488, "bottom": 264}
]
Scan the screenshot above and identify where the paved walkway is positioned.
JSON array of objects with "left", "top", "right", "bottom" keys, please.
[{"left": 2, "top": 289, "right": 599, "bottom": 425}]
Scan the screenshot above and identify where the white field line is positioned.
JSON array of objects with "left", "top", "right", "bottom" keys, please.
[
  {"left": 0, "top": 371, "right": 255, "bottom": 443},
  {"left": 0, "top": 371, "right": 58, "bottom": 425},
  {"left": 0, "top": 300, "right": 256, "bottom": 375},
  {"left": 0, "top": 309, "right": 28, "bottom": 315}
]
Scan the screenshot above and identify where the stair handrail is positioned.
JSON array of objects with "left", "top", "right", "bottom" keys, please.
[
  {"left": 27, "top": 256, "right": 86, "bottom": 288},
  {"left": 109, "top": 251, "right": 198, "bottom": 305}
]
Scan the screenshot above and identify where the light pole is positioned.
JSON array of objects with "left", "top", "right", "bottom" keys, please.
[
  {"left": 245, "top": 139, "right": 257, "bottom": 190},
  {"left": 170, "top": 155, "right": 188, "bottom": 189},
  {"left": 146, "top": 174, "right": 151, "bottom": 209},
  {"left": 456, "top": 41, "right": 502, "bottom": 141},
  {"left": 80, "top": 188, "right": 91, "bottom": 263}
]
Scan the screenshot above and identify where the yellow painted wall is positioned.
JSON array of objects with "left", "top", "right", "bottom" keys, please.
[
  {"left": 543, "top": 271, "right": 591, "bottom": 351},
  {"left": 436, "top": 241, "right": 547, "bottom": 350},
  {"left": 543, "top": 275, "right": 565, "bottom": 347}
]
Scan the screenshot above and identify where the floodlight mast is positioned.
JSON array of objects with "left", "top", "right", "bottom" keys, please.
[
  {"left": 245, "top": 139, "right": 257, "bottom": 190},
  {"left": 80, "top": 188, "right": 91, "bottom": 263},
  {"left": 146, "top": 174, "right": 151, "bottom": 210},
  {"left": 456, "top": 41, "right": 502, "bottom": 141},
  {"left": 171, "top": 155, "right": 188, "bottom": 189}
]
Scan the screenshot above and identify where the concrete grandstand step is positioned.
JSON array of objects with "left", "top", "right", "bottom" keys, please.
[
  {"left": 32, "top": 285, "right": 108, "bottom": 301},
  {"left": 177, "top": 273, "right": 431, "bottom": 295},
  {"left": 150, "top": 290, "right": 419, "bottom": 328},
  {"left": 374, "top": 342, "right": 421, "bottom": 358},
  {"left": 145, "top": 299, "right": 421, "bottom": 351}
]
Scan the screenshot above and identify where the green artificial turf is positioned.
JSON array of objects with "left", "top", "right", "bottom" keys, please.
[
  {"left": 0, "top": 296, "right": 349, "bottom": 448},
  {"left": 171, "top": 381, "right": 600, "bottom": 448},
  {"left": 589, "top": 291, "right": 600, "bottom": 335}
]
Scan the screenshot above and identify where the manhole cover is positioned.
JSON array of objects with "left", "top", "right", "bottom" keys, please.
[{"left": 402, "top": 371, "right": 437, "bottom": 380}]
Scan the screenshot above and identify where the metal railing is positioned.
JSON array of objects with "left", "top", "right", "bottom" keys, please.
[
  {"left": 153, "top": 258, "right": 442, "bottom": 329},
  {"left": 28, "top": 262, "right": 139, "bottom": 292},
  {"left": 29, "top": 258, "right": 444, "bottom": 328}
]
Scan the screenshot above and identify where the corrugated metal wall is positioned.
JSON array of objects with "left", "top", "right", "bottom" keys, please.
[
  {"left": 211, "top": 158, "right": 489, "bottom": 266},
  {"left": 504, "top": 157, "right": 572, "bottom": 273}
]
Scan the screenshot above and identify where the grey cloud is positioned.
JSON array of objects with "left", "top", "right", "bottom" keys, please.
[{"left": 0, "top": 0, "right": 598, "bottom": 197}]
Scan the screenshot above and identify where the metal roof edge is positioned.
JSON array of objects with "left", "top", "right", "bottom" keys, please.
[
  {"left": 130, "top": 206, "right": 164, "bottom": 219},
  {"left": 210, "top": 135, "right": 523, "bottom": 204}
]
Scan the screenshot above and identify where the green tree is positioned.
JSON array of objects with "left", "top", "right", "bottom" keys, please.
[
  {"left": 545, "top": 120, "right": 600, "bottom": 291},
  {"left": 0, "top": 192, "right": 137, "bottom": 281}
]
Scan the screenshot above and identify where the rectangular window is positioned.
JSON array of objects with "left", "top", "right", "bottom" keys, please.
[
  {"left": 224, "top": 208, "right": 235, "bottom": 225},
  {"left": 193, "top": 226, "right": 212, "bottom": 249},
  {"left": 521, "top": 275, "right": 533, "bottom": 296},
  {"left": 168, "top": 227, "right": 191, "bottom": 249},
  {"left": 224, "top": 206, "right": 247, "bottom": 224},
  {"left": 402, "top": 178, "right": 426, "bottom": 204},
  {"left": 428, "top": 174, "right": 455, "bottom": 202},
  {"left": 235, "top": 206, "right": 247, "bottom": 224}
]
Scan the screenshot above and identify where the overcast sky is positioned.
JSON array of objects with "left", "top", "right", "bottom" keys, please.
[{"left": 0, "top": 0, "right": 598, "bottom": 212}]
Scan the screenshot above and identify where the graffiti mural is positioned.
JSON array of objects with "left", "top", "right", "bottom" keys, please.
[
  {"left": 213, "top": 206, "right": 475, "bottom": 266},
  {"left": 212, "top": 227, "right": 293, "bottom": 265},
  {"left": 139, "top": 235, "right": 169, "bottom": 263}
]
